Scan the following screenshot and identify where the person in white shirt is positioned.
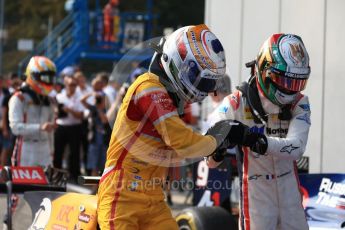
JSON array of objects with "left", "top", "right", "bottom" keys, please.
[
  {"left": 200, "top": 75, "right": 232, "bottom": 133},
  {"left": 75, "top": 71, "right": 92, "bottom": 97},
  {"left": 54, "top": 76, "right": 84, "bottom": 182},
  {"left": 98, "top": 72, "right": 117, "bottom": 107},
  {"left": 74, "top": 71, "right": 93, "bottom": 175}
]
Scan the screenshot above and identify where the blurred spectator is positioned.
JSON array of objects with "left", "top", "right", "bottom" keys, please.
[
  {"left": 97, "top": 72, "right": 116, "bottom": 106},
  {"left": 103, "top": 0, "right": 120, "bottom": 42},
  {"left": 54, "top": 76, "right": 84, "bottom": 182},
  {"left": 0, "top": 76, "right": 10, "bottom": 165},
  {"left": 74, "top": 71, "right": 92, "bottom": 175},
  {"left": 129, "top": 67, "right": 145, "bottom": 83},
  {"left": 80, "top": 87, "right": 111, "bottom": 177},
  {"left": 60, "top": 66, "right": 75, "bottom": 78},
  {"left": 75, "top": 71, "right": 92, "bottom": 96},
  {"left": 200, "top": 75, "right": 232, "bottom": 133},
  {"left": 0, "top": 73, "right": 23, "bottom": 166},
  {"left": 54, "top": 81, "right": 64, "bottom": 94},
  {"left": 9, "top": 57, "right": 56, "bottom": 167},
  {"left": 106, "top": 82, "right": 128, "bottom": 126}
]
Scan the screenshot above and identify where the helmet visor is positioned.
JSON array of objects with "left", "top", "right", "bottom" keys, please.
[
  {"left": 181, "top": 60, "right": 222, "bottom": 93},
  {"left": 269, "top": 67, "right": 308, "bottom": 93},
  {"left": 32, "top": 71, "right": 56, "bottom": 85}
]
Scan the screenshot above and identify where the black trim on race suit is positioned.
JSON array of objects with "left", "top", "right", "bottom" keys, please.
[
  {"left": 237, "top": 76, "right": 292, "bottom": 124},
  {"left": 20, "top": 85, "right": 51, "bottom": 106},
  {"left": 237, "top": 76, "right": 268, "bottom": 124}
]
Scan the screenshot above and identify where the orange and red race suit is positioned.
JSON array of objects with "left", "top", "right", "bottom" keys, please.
[{"left": 97, "top": 72, "right": 217, "bottom": 230}]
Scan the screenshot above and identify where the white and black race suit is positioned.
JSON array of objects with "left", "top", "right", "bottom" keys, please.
[{"left": 210, "top": 82, "right": 311, "bottom": 230}]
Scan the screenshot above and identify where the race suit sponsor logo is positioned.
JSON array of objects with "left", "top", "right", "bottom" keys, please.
[
  {"left": 249, "top": 174, "right": 262, "bottom": 180},
  {"left": 299, "top": 104, "right": 310, "bottom": 111},
  {"left": 134, "top": 175, "right": 142, "bottom": 180},
  {"left": 250, "top": 126, "right": 264, "bottom": 134},
  {"left": 249, "top": 171, "right": 291, "bottom": 181},
  {"left": 129, "top": 181, "right": 139, "bottom": 191},
  {"left": 219, "top": 105, "right": 229, "bottom": 114},
  {"left": 244, "top": 107, "right": 253, "bottom": 120},
  {"left": 150, "top": 92, "right": 175, "bottom": 111},
  {"left": 316, "top": 178, "right": 345, "bottom": 209},
  {"left": 78, "top": 213, "right": 90, "bottom": 223},
  {"left": 228, "top": 91, "right": 240, "bottom": 110},
  {"left": 296, "top": 113, "right": 311, "bottom": 125},
  {"left": 131, "top": 158, "right": 148, "bottom": 166},
  {"left": 266, "top": 127, "right": 288, "bottom": 136},
  {"left": 280, "top": 144, "right": 299, "bottom": 154},
  {"left": 129, "top": 167, "right": 140, "bottom": 174}
]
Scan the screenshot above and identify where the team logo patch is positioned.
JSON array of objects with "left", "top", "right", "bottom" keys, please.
[
  {"left": 280, "top": 144, "right": 299, "bottom": 154},
  {"left": 250, "top": 126, "right": 265, "bottom": 134},
  {"left": 249, "top": 174, "right": 262, "bottom": 180},
  {"left": 129, "top": 181, "right": 139, "bottom": 191},
  {"left": 150, "top": 92, "right": 175, "bottom": 111},
  {"left": 228, "top": 90, "right": 240, "bottom": 111},
  {"left": 296, "top": 113, "right": 311, "bottom": 125},
  {"left": 299, "top": 104, "right": 310, "bottom": 111},
  {"left": 266, "top": 127, "right": 288, "bottom": 136},
  {"left": 129, "top": 167, "right": 140, "bottom": 174},
  {"left": 219, "top": 105, "right": 229, "bottom": 114},
  {"left": 244, "top": 106, "right": 253, "bottom": 120}
]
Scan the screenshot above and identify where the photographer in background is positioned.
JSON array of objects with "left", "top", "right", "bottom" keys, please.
[
  {"left": 54, "top": 76, "right": 84, "bottom": 183},
  {"left": 80, "top": 78, "right": 112, "bottom": 178},
  {"left": 106, "top": 82, "right": 129, "bottom": 126}
]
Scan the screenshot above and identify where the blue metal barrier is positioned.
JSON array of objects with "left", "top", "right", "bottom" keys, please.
[{"left": 18, "top": 0, "right": 156, "bottom": 75}]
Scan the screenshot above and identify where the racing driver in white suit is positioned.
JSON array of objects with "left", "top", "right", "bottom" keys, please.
[
  {"left": 207, "top": 34, "right": 311, "bottom": 230},
  {"left": 9, "top": 56, "right": 57, "bottom": 167}
]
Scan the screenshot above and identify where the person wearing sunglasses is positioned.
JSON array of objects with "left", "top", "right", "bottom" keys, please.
[
  {"left": 54, "top": 76, "right": 85, "bottom": 183},
  {"left": 207, "top": 34, "right": 311, "bottom": 230},
  {"left": 97, "top": 24, "right": 245, "bottom": 230},
  {"left": 8, "top": 56, "right": 58, "bottom": 167}
]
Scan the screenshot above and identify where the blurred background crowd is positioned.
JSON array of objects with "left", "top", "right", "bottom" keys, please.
[{"left": 0, "top": 63, "right": 232, "bottom": 192}]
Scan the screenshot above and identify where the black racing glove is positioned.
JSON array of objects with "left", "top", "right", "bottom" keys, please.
[
  {"left": 206, "top": 119, "right": 250, "bottom": 162},
  {"left": 211, "top": 148, "right": 228, "bottom": 162},
  {"left": 206, "top": 119, "right": 250, "bottom": 147},
  {"left": 243, "top": 132, "right": 268, "bottom": 155}
]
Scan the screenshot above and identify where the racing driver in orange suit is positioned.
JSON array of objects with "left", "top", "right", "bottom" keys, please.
[{"left": 97, "top": 24, "right": 240, "bottom": 229}]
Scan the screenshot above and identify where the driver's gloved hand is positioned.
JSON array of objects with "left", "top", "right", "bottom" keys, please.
[
  {"left": 243, "top": 132, "right": 268, "bottom": 155},
  {"left": 206, "top": 119, "right": 250, "bottom": 162}
]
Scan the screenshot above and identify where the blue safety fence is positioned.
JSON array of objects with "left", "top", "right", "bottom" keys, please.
[{"left": 18, "top": 0, "right": 156, "bottom": 75}]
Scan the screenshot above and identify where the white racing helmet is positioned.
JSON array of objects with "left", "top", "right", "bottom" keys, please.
[{"left": 160, "top": 24, "right": 226, "bottom": 103}]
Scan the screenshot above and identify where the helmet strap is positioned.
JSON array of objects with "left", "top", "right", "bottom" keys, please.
[
  {"left": 237, "top": 76, "right": 268, "bottom": 124},
  {"left": 278, "top": 105, "right": 292, "bottom": 120}
]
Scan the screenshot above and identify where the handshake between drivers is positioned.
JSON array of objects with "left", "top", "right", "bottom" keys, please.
[{"left": 206, "top": 119, "right": 268, "bottom": 162}]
